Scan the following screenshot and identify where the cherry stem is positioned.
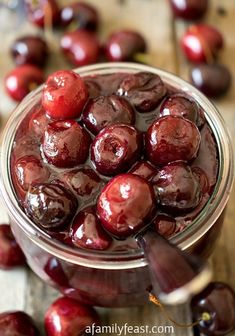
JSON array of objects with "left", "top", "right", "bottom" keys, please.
[
  {"left": 133, "top": 52, "right": 152, "bottom": 64},
  {"left": 149, "top": 292, "right": 211, "bottom": 328}
]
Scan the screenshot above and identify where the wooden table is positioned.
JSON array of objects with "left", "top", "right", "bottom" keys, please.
[{"left": 0, "top": 1, "right": 234, "bottom": 335}]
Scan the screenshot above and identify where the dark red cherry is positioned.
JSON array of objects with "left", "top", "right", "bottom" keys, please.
[
  {"left": 62, "top": 167, "right": 102, "bottom": 198},
  {"left": 192, "top": 167, "right": 210, "bottom": 194},
  {"left": 181, "top": 24, "right": 224, "bottom": 63},
  {"left": 170, "top": 0, "right": 209, "bottom": 21},
  {"left": 130, "top": 161, "right": 156, "bottom": 180},
  {"left": 84, "top": 78, "right": 101, "bottom": 98},
  {"left": 152, "top": 162, "right": 202, "bottom": 214},
  {"left": 0, "top": 224, "right": 26, "bottom": 269},
  {"left": 43, "top": 120, "right": 91, "bottom": 168},
  {"left": 44, "top": 257, "right": 69, "bottom": 288},
  {"left": 190, "top": 63, "right": 232, "bottom": 98},
  {"left": 105, "top": 30, "right": 146, "bottom": 62},
  {"left": 12, "top": 136, "right": 40, "bottom": 161},
  {"left": 117, "top": 72, "right": 167, "bottom": 112},
  {"left": 5, "top": 65, "right": 44, "bottom": 102},
  {"left": 60, "top": 2, "right": 99, "bottom": 31},
  {"left": 42, "top": 70, "right": 88, "bottom": 120},
  {"left": 28, "top": 104, "right": 49, "bottom": 139},
  {"left": 192, "top": 124, "right": 218, "bottom": 189},
  {"left": 24, "top": 183, "right": 77, "bottom": 231},
  {"left": 14, "top": 155, "right": 50, "bottom": 192},
  {"left": 45, "top": 296, "right": 99, "bottom": 336},
  {"left": 0, "top": 311, "right": 39, "bottom": 335},
  {"left": 24, "top": 0, "right": 60, "bottom": 28},
  {"left": 91, "top": 124, "right": 143, "bottom": 176},
  {"left": 97, "top": 174, "right": 155, "bottom": 238},
  {"left": 191, "top": 282, "right": 235, "bottom": 336},
  {"left": 153, "top": 214, "right": 177, "bottom": 238},
  {"left": 11, "top": 35, "right": 48, "bottom": 67},
  {"left": 146, "top": 115, "right": 201, "bottom": 166},
  {"left": 82, "top": 95, "right": 135, "bottom": 134},
  {"left": 70, "top": 207, "right": 112, "bottom": 250},
  {"left": 160, "top": 93, "right": 204, "bottom": 127},
  {"left": 61, "top": 30, "right": 100, "bottom": 67}
]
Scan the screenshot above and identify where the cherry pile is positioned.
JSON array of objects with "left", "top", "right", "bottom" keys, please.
[
  {"left": 170, "top": 0, "right": 232, "bottom": 98},
  {"left": 4, "top": 0, "right": 148, "bottom": 102}
]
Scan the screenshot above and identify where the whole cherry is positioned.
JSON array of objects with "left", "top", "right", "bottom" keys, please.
[
  {"left": 190, "top": 63, "right": 232, "bottom": 98},
  {"left": 152, "top": 162, "right": 202, "bottom": 214},
  {"left": 24, "top": 183, "right": 77, "bottom": 231},
  {"left": 61, "top": 30, "right": 100, "bottom": 67},
  {"left": 60, "top": 2, "right": 99, "bottom": 31},
  {"left": 146, "top": 115, "right": 201, "bottom": 166},
  {"left": 5, "top": 65, "right": 44, "bottom": 102},
  {"left": 191, "top": 282, "right": 235, "bottom": 336},
  {"left": 70, "top": 207, "right": 112, "bottom": 250},
  {"left": 11, "top": 35, "right": 48, "bottom": 67},
  {"left": 24, "top": 0, "right": 60, "bottom": 28},
  {"left": 45, "top": 296, "right": 99, "bottom": 336},
  {"left": 0, "top": 224, "right": 26, "bottom": 269},
  {"left": 97, "top": 173, "right": 156, "bottom": 238},
  {"left": 0, "top": 311, "right": 39, "bottom": 335},
  {"left": 82, "top": 95, "right": 135, "bottom": 134},
  {"left": 170, "top": 0, "right": 209, "bottom": 21},
  {"left": 43, "top": 120, "right": 91, "bottom": 168},
  {"left": 117, "top": 72, "right": 167, "bottom": 112},
  {"left": 42, "top": 70, "right": 88, "bottom": 120},
  {"left": 91, "top": 124, "right": 143, "bottom": 176},
  {"left": 105, "top": 30, "right": 147, "bottom": 62},
  {"left": 181, "top": 24, "right": 224, "bottom": 63}
]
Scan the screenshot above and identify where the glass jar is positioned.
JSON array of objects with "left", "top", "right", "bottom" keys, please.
[{"left": 0, "top": 63, "right": 234, "bottom": 307}]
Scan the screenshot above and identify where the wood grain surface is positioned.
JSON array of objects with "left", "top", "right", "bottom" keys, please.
[{"left": 0, "top": 0, "right": 234, "bottom": 335}]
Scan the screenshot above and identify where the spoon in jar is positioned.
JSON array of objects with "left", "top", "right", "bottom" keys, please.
[{"left": 97, "top": 173, "right": 212, "bottom": 306}]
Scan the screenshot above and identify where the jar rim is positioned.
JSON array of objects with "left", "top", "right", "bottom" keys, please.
[{"left": 0, "top": 62, "right": 234, "bottom": 269}]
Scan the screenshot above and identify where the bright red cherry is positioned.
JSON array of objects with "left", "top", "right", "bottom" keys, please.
[
  {"left": 105, "top": 30, "right": 147, "bottom": 62},
  {"left": 61, "top": 30, "right": 100, "bottom": 67},
  {"left": 190, "top": 63, "right": 232, "bottom": 98},
  {"left": 0, "top": 224, "right": 26, "bottom": 269},
  {"left": 181, "top": 24, "right": 224, "bottom": 63},
  {"left": 152, "top": 162, "right": 202, "bottom": 214},
  {"left": 42, "top": 70, "right": 88, "bottom": 120},
  {"left": 62, "top": 167, "right": 102, "bottom": 198},
  {"left": 91, "top": 124, "right": 143, "bottom": 176},
  {"left": 191, "top": 282, "right": 235, "bottom": 336},
  {"left": 11, "top": 35, "right": 48, "bottom": 67},
  {"left": 5, "top": 65, "right": 44, "bottom": 102},
  {"left": 117, "top": 72, "right": 167, "bottom": 112},
  {"left": 146, "top": 115, "right": 201, "bottom": 166},
  {"left": 170, "top": 0, "right": 209, "bottom": 21},
  {"left": 45, "top": 296, "right": 99, "bottom": 336},
  {"left": 43, "top": 120, "right": 91, "bottom": 168},
  {"left": 70, "top": 207, "right": 112, "bottom": 250},
  {"left": 0, "top": 311, "right": 39, "bottom": 335},
  {"left": 14, "top": 155, "right": 50, "bottom": 193},
  {"left": 82, "top": 95, "right": 135, "bottom": 135},
  {"left": 97, "top": 174, "right": 156, "bottom": 238},
  {"left": 24, "top": 0, "right": 60, "bottom": 28},
  {"left": 25, "top": 183, "right": 78, "bottom": 231},
  {"left": 60, "top": 2, "right": 99, "bottom": 31}
]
